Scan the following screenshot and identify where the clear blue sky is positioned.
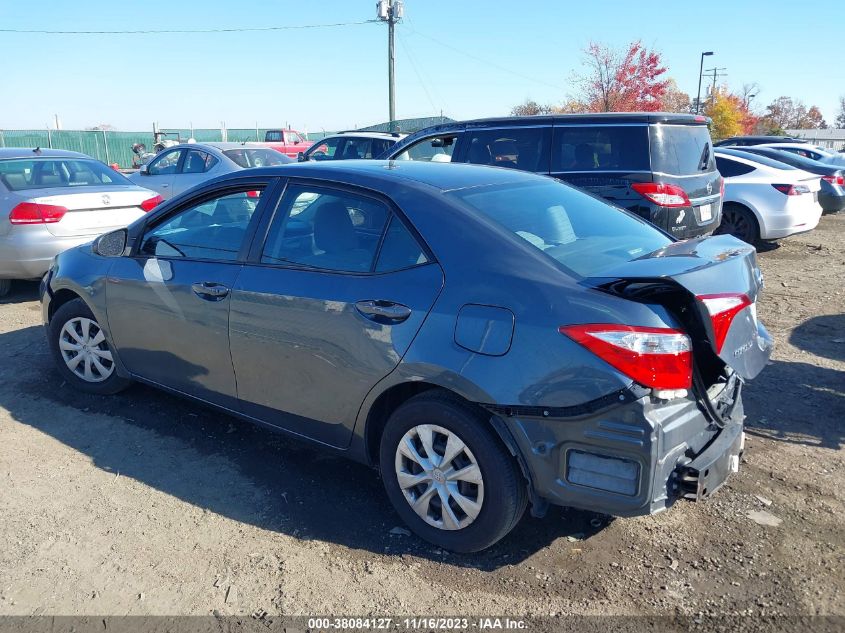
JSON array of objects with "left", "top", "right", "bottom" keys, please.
[{"left": 0, "top": 0, "right": 841, "bottom": 132}]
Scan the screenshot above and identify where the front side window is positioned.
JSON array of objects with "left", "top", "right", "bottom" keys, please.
[
  {"left": 449, "top": 180, "right": 671, "bottom": 278},
  {"left": 139, "top": 188, "right": 264, "bottom": 261},
  {"left": 262, "top": 186, "right": 390, "bottom": 273},
  {"left": 148, "top": 150, "right": 183, "bottom": 176},
  {"left": 306, "top": 137, "right": 343, "bottom": 161},
  {"left": 339, "top": 137, "right": 374, "bottom": 160},
  {"left": 394, "top": 134, "right": 457, "bottom": 162},
  {"left": 464, "top": 128, "right": 551, "bottom": 171},
  {"left": 552, "top": 126, "right": 650, "bottom": 173},
  {"left": 0, "top": 158, "right": 131, "bottom": 191}
]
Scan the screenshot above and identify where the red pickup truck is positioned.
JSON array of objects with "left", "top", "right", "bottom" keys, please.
[{"left": 263, "top": 129, "right": 314, "bottom": 158}]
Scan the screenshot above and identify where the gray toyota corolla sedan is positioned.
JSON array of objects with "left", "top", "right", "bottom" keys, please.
[{"left": 41, "top": 161, "right": 772, "bottom": 552}]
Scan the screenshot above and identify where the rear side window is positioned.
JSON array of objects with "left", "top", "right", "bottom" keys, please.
[
  {"left": 715, "top": 157, "right": 755, "bottom": 177},
  {"left": 262, "top": 186, "right": 389, "bottom": 273},
  {"left": 551, "top": 126, "right": 649, "bottom": 172},
  {"left": 223, "top": 148, "right": 287, "bottom": 168},
  {"left": 463, "top": 127, "right": 551, "bottom": 172},
  {"left": 375, "top": 217, "right": 428, "bottom": 272},
  {"left": 449, "top": 180, "right": 671, "bottom": 278},
  {"left": 649, "top": 125, "right": 715, "bottom": 175}
]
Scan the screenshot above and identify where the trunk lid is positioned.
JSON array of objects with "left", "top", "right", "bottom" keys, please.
[
  {"left": 588, "top": 234, "right": 773, "bottom": 381},
  {"left": 24, "top": 186, "right": 150, "bottom": 237}
]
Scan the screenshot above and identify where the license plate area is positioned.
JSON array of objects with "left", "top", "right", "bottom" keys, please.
[{"left": 698, "top": 203, "right": 713, "bottom": 222}]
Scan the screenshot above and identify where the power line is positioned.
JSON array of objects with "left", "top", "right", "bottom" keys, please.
[
  {"left": 397, "top": 31, "right": 439, "bottom": 115},
  {"left": 403, "top": 26, "right": 564, "bottom": 92},
  {"left": 0, "top": 20, "right": 377, "bottom": 35}
]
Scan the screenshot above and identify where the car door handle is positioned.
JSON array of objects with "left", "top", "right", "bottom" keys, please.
[
  {"left": 191, "top": 282, "right": 229, "bottom": 300},
  {"left": 355, "top": 300, "right": 412, "bottom": 323}
]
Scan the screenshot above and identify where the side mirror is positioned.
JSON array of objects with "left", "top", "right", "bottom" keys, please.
[
  {"left": 297, "top": 152, "right": 306, "bottom": 162},
  {"left": 94, "top": 228, "right": 128, "bottom": 258},
  {"left": 139, "top": 164, "right": 150, "bottom": 176}
]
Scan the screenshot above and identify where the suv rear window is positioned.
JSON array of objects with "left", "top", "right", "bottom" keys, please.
[
  {"left": 649, "top": 124, "right": 715, "bottom": 175},
  {"left": 449, "top": 179, "right": 670, "bottom": 278},
  {"left": 551, "top": 126, "right": 649, "bottom": 172}
]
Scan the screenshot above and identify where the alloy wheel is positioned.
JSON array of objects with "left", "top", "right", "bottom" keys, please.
[
  {"left": 59, "top": 317, "right": 115, "bottom": 383},
  {"left": 721, "top": 208, "right": 754, "bottom": 243},
  {"left": 394, "top": 424, "right": 484, "bottom": 531}
]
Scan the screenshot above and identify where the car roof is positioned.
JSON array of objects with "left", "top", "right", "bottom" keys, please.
[
  {"left": 0, "top": 147, "right": 95, "bottom": 160},
  {"left": 168, "top": 142, "right": 269, "bottom": 151},
  {"left": 444, "top": 112, "right": 709, "bottom": 128},
  {"left": 210, "top": 159, "right": 544, "bottom": 193},
  {"left": 336, "top": 131, "right": 407, "bottom": 138}
]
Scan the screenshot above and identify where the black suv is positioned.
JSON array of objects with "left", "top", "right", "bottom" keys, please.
[{"left": 382, "top": 113, "right": 723, "bottom": 239}]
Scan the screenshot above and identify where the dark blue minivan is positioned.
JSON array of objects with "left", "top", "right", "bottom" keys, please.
[{"left": 383, "top": 113, "right": 723, "bottom": 239}]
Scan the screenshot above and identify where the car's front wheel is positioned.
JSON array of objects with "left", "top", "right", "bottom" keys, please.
[
  {"left": 48, "top": 298, "right": 131, "bottom": 395},
  {"left": 379, "top": 391, "right": 527, "bottom": 552}
]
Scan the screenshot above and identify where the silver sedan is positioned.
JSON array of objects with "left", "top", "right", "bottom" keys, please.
[
  {"left": 0, "top": 148, "right": 161, "bottom": 296},
  {"left": 127, "top": 142, "right": 293, "bottom": 200}
]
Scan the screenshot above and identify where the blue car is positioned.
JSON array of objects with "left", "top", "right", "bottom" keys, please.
[{"left": 41, "top": 161, "right": 772, "bottom": 552}]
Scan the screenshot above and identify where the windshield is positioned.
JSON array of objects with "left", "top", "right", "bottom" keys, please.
[
  {"left": 650, "top": 125, "right": 716, "bottom": 174},
  {"left": 0, "top": 158, "right": 132, "bottom": 191},
  {"left": 223, "top": 149, "right": 288, "bottom": 168},
  {"left": 449, "top": 180, "right": 671, "bottom": 278}
]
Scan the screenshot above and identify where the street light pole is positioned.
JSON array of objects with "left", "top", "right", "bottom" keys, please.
[
  {"left": 696, "top": 51, "right": 713, "bottom": 114},
  {"left": 377, "top": 0, "right": 404, "bottom": 129}
]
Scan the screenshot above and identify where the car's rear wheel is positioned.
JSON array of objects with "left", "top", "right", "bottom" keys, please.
[
  {"left": 0, "top": 279, "right": 11, "bottom": 297},
  {"left": 717, "top": 204, "right": 760, "bottom": 245},
  {"left": 379, "top": 391, "right": 527, "bottom": 552},
  {"left": 49, "top": 298, "right": 131, "bottom": 395}
]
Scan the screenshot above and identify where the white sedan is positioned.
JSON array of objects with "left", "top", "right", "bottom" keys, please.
[{"left": 714, "top": 148, "right": 822, "bottom": 244}]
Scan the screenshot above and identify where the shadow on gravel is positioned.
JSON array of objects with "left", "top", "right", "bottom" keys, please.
[
  {"left": 789, "top": 313, "right": 845, "bottom": 363},
  {"left": 744, "top": 358, "right": 845, "bottom": 450},
  {"left": 0, "top": 280, "right": 40, "bottom": 305},
  {"left": 0, "top": 324, "right": 607, "bottom": 570}
]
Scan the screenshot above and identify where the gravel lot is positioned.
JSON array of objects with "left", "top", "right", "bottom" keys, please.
[{"left": 0, "top": 215, "right": 843, "bottom": 623}]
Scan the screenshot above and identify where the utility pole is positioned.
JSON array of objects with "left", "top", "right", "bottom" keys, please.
[
  {"left": 377, "top": 0, "right": 404, "bottom": 129},
  {"left": 705, "top": 67, "right": 728, "bottom": 107}
]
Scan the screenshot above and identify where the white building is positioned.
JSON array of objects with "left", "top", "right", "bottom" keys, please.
[{"left": 785, "top": 128, "right": 845, "bottom": 152}]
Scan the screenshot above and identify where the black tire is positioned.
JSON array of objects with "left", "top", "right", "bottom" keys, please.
[
  {"left": 48, "top": 298, "right": 131, "bottom": 395},
  {"left": 379, "top": 391, "right": 528, "bottom": 553},
  {"left": 717, "top": 204, "right": 760, "bottom": 245},
  {"left": 0, "top": 279, "right": 10, "bottom": 297}
]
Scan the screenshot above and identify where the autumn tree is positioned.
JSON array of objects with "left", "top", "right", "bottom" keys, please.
[
  {"left": 572, "top": 40, "right": 669, "bottom": 112},
  {"left": 661, "top": 79, "right": 692, "bottom": 113},
  {"left": 510, "top": 100, "right": 551, "bottom": 116},
  {"left": 704, "top": 91, "right": 743, "bottom": 140},
  {"left": 759, "top": 96, "right": 827, "bottom": 132}
]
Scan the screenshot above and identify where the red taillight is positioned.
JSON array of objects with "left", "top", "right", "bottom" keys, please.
[
  {"left": 140, "top": 194, "right": 163, "bottom": 212},
  {"left": 697, "top": 293, "right": 752, "bottom": 354},
  {"left": 631, "top": 182, "right": 691, "bottom": 208},
  {"left": 821, "top": 175, "right": 845, "bottom": 186},
  {"left": 9, "top": 202, "right": 67, "bottom": 225},
  {"left": 560, "top": 324, "right": 692, "bottom": 390},
  {"left": 719, "top": 176, "right": 725, "bottom": 198},
  {"left": 246, "top": 190, "right": 261, "bottom": 198},
  {"left": 771, "top": 183, "right": 809, "bottom": 196}
]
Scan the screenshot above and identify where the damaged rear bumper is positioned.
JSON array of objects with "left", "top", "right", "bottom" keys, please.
[{"left": 490, "top": 379, "right": 744, "bottom": 518}]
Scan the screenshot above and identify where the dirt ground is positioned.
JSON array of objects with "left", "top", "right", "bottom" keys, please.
[{"left": 0, "top": 215, "right": 843, "bottom": 623}]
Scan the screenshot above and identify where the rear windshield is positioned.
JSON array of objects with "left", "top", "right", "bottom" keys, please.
[
  {"left": 551, "top": 125, "right": 649, "bottom": 172},
  {"left": 0, "top": 158, "right": 131, "bottom": 191},
  {"left": 650, "top": 124, "right": 716, "bottom": 175},
  {"left": 223, "top": 148, "right": 288, "bottom": 168},
  {"left": 716, "top": 150, "right": 797, "bottom": 170},
  {"left": 740, "top": 149, "right": 819, "bottom": 170},
  {"left": 449, "top": 180, "right": 671, "bottom": 278}
]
